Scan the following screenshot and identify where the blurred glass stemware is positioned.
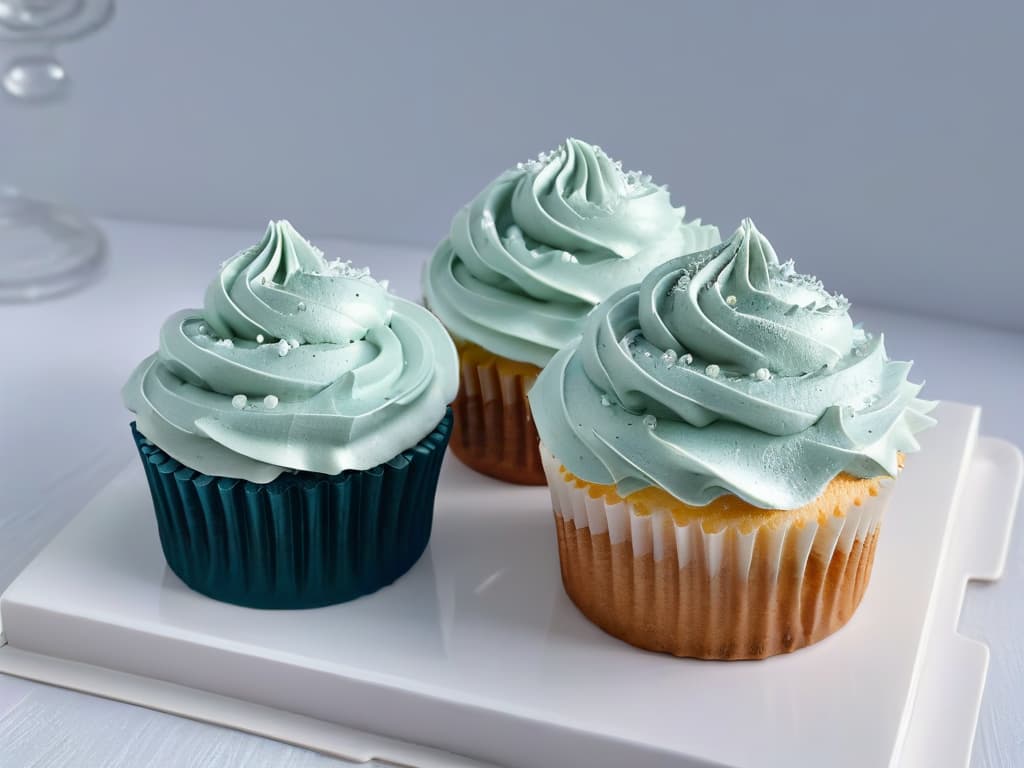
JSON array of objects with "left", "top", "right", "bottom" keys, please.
[{"left": 0, "top": 0, "right": 112, "bottom": 302}]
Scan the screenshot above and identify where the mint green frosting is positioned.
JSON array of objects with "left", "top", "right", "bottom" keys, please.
[
  {"left": 123, "top": 221, "right": 458, "bottom": 484},
  {"left": 528, "top": 219, "right": 937, "bottom": 510},
  {"left": 423, "top": 138, "right": 720, "bottom": 366}
]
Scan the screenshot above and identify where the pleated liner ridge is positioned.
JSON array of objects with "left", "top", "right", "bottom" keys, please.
[
  {"left": 130, "top": 408, "right": 452, "bottom": 610},
  {"left": 541, "top": 447, "right": 891, "bottom": 660},
  {"left": 449, "top": 338, "right": 545, "bottom": 485}
]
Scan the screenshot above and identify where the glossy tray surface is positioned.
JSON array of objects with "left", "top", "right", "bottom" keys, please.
[{"left": 1, "top": 402, "right": 1019, "bottom": 768}]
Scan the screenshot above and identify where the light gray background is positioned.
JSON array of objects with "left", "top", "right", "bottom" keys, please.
[
  {"left": 2, "top": 0, "right": 1022, "bottom": 330},
  {"left": 1, "top": 2, "right": 1023, "bottom": 767}
]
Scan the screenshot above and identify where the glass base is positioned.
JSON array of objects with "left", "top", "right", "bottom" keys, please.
[
  {"left": 0, "top": 191, "right": 104, "bottom": 301},
  {"left": 0, "top": 0, "right": 84, "bottom": 33}
]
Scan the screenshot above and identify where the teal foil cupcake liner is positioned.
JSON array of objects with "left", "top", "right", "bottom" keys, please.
[{"left": 131, "top": 408, "right": 452, "bottom": 609}]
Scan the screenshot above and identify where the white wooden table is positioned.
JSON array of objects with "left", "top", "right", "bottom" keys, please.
[{"left": 1, "top": 219, "right": 1021, "bottom": 767}]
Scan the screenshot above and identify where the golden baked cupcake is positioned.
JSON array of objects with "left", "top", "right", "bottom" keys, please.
[
  {"left": 423, "top": 138, "right": 718, "bottom": 484},
  {"left": 528, "top": 219, "right": 935, "bottom": 658}
]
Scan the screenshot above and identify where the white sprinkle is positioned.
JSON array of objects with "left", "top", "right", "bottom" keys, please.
[
  {"left": 231, "top": 394, "right": 247, "bottom": 410},
  {"left": 380, "top": 279, "right": 390, "bottom": 291},
  {"left": 682, "top": 353, "right": 694, "bottom": 365},
  {"left": 323, "top": 258, "right": 376, "bottom": 281},
  {"left": 288, "top": 338, "right": 300, "bottom": 349},
  {"left": 754, "top": 367, "right": 771, "bottom": 381},
  {"left": 560, "top": 251, "right": 577, "bottom": 264},
  {"left": 643, "top": 414, "right": 658, "bottom": 429},
  {"left": 726, "top": 295, "right": 737, "bottom": 306},
  {"left": 263, "top": 395, "right": 279, "bottom": 409},
  {"left": 600, "top": 395, "right": 612, "bottom": 407},
  {"left": 297, "top": 302, "right": 307, "bottom": 312},
  {"left": 705, "top": 364, "right": 721, "bottom": 378},
  {"left": 215, "top": 338, "right": 234, "bottom": 348},
  {"left": 276, "top": 339, "right": 290, "bottom": 357},
  {"left": 197, "top": 324, "right": 207, "bottom": 334},
  {"left": 661, "top": 349, "right": 678, "bottom": 365},
  {"left": 256, "top": 334, "right": 265, "bottom": 343},
  {"left": 643, "top": 351, "right": 652, "bottom": 358}
]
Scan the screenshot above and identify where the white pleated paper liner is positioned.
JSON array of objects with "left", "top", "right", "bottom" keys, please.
[{"left": 540, "top": 445, "right": 892, "bottom": 659}]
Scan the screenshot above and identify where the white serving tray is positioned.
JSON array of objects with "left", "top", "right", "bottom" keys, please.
[{"left": 0, "top": 402, "right": 1020, "bottom": 768}]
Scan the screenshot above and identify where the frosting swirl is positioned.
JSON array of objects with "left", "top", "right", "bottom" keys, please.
[
  {"left": 123, "top": 220, "right": 458, "bottom": 483},
  {"left": 529, "top": 219, "right": 936, "bottom": 509},
  {"left": 423, "top": 138, "right": 720, "bottom": 366}
]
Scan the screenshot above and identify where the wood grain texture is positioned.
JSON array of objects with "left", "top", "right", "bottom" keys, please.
[{"left": 0, "top": 681, "right": 372, "bottom": 768}]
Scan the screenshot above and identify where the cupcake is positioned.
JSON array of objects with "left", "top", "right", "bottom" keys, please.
[
  {"left": 529, "top": 219, "right": 936, "bottom": 658},
  {"left": 122, "top": 221, "right": 458, "bottom": 609},
  {"left": 423, "top": 138, "right": 719, "bottom": 484}
]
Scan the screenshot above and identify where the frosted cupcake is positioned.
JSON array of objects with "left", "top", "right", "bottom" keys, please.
[
  {"left": 424, "top": 138, "right": 719, "bottom": 484},
  {"left": 123, "top": 221, "right": 458, "bottom": 609},
  {"left": 529, "top": 219, "right": 935, "bottom": 658}
]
